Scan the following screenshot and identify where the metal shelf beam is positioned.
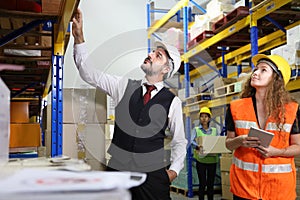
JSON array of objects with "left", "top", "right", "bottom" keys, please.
[
  {"left": 54, "top": 0, "right": 79, "bottom": 55},
  {"left": 147, "top": 0, "right": 189, "bottom": 38}
]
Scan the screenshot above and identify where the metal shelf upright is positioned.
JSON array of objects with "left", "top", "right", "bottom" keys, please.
[{"left": 50, "top": 0, "right": 79, "bottom": 157}]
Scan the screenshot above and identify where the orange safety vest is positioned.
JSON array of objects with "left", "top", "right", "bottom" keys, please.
[{"left": 230, "top": 97, "right": 298, "bottom": 200}]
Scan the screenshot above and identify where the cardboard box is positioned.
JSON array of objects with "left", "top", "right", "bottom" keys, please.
[
  {"left": 42, "top": 0, "right": 62, "bottom": 15},
  {"left": 220, "top": 156, "right": 233, "bottom": 171},
  {"left": 222, "top": 184, "right": 233, "bottom": 200},
  {"left": 287, "top": 25, "right": 300, "bottom": 47},
  {"left": 10, "top": 123, "right": 41, "bottom": 148},
  {"left": 282, "top": 45, "right": 297, "bottom": 65},
  {"left": 63, "top": 88, "right": 107, "bottom": 124},
  {"left": 10, "top": 102, "right": 29, "bottom": 123},
  {"left": 62, "top": 124, "right": 105, "bottom": 163},
  {"left": 196, "top": 136, "right": 231, "bottom": 154},
  {"left": 221, "top": 171, "right": 231, "bottom": 186},
  {"left": 40, "top": 36, "right": 51, "bottom": 47},
  {"left": 271, "top": 45, "right": 284, "bottom": 57}
]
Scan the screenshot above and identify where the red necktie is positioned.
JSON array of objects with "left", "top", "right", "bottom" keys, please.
[{"left": 143, "top": 84, "right": 156, "bottom": 105}]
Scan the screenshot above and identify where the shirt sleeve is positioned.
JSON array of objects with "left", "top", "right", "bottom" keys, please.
[
  {"left": 190, "top": 128, "right": 198, "bottom": 148},
  {"left": 225, "top": 104, "right": 235, "bottom": 132},
  {"left": 73, "top": 43, "right": 128, "bottom": 105},
  {"left": 168, "top": 96, "right": 187, "bottom": 175},
  {"left": 291, "top": 105, "right": 300, "bottom": 134}
]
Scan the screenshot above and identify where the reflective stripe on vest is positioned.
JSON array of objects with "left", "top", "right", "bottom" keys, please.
[
  {"left": 266, "top": 122, "right": 292, "bottom": 132},
  {"left": 235, "top": 120, "right": 257, "bottom": 129},
  {"left": 234, "top": 120, "right": 293, "bottom": 132},
  {"left": 233, "top": 156, "right": 292, "bottom": 173},
  {"left": 233, "top": 156, "right": 258, "bottom": 172},
  {"left": 262, "top": 163, "right": 292, "bottom": 173}
]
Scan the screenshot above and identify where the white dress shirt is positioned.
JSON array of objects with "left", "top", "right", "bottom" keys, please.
[{"left": 73, "top": 43, "right": 187, "bottom": 175}]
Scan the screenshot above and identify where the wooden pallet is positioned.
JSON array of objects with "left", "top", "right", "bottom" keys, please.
[
  {"left": 214, "top": 81, "right": 243, "bottom": 98},
  {"left": 170, "top": 185, "right": 189, "bottom": 196},
  {"left": 170, "top": 185, "right": 199, "bottom": 197},
  {"left": 188, "top": 30, "right": 215, "bottom": 49},
  {"left": 212, "top": 6, "right": 249, "bottom": 33}
]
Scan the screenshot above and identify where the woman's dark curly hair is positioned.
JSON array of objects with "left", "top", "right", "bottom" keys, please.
[{"left": 240, "top": 70, "right": 295, "bottom": 130}]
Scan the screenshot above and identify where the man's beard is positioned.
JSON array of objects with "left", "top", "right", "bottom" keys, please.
[{"left": 141, "top": 63, "right": 159, "bottom": 77}]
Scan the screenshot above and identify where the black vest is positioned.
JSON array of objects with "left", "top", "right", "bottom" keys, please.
[{"left": 107, "top": 79, "right": 175, "bottom": 172}]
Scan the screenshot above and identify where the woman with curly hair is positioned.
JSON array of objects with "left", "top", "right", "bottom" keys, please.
[{"left": 225, "top": 54, "right": 300, "bottom": 200}]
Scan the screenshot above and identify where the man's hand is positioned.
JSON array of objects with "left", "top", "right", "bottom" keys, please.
[
  {"left": 72, "top": 8, "right": 85, "bottom": 44},
  {"left": 166, "top": 170, "right": 177, "bottom": 182}
]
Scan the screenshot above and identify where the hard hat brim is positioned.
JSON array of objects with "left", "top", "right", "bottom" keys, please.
[{"left": 252, "top": 54, "right": 271, "bottom": 67}]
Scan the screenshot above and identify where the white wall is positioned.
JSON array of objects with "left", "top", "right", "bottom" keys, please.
[{"left": 64, "top": 0, "right": 183, "bottom": 88}]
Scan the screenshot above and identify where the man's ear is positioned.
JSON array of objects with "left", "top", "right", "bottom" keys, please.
[{"left": 162, "top": 65, "right": 171, "bottom": 74}]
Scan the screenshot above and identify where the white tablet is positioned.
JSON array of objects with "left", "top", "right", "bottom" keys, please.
[{"left": 248, "top": 127, "right": 274, "bottom": 147}]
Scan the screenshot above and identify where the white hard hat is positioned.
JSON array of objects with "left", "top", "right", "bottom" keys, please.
[{"left": 155, "top": 41, "right": 181, "bottom": 78}]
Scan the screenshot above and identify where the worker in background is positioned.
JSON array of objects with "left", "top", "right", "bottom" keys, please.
[
  {"left": 191, "top": 107, "right": 219, "bottom": 200},
  {"left": 225, "top": 54, "right": 300, "bottom": 200},
  {"left": 72, "top": 8, "right": 187, "bottom": 200}
]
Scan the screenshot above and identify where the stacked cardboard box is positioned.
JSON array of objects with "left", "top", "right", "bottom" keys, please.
[
  {"left": 271, "top": 24, "right": 300, "bottom": 80},
  {"left": 206, "top": 0, "right": 235, "bottom": 20},
  {"left": 220, "top": 153, "right": 233, "bottom": 200},
  {"left": 41, "top": 0, "right": 62, "bottom": 15},
  {"left": 45, "top": 88, "right": 107, "bottom": 170},
  {"left": 10, "top": 102, "right": 41, "bottom": 150}
]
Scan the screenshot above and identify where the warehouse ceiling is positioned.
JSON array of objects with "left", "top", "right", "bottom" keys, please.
[{"left": 0, "top": 0, "right": 79, "bottom": 119}]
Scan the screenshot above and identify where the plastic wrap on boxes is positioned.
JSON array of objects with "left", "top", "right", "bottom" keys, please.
[
  {"left": 206, "top": 0, "right": 235, "bottom": 19},
  {"left": 76, "top": 87, "right": 89, "bottom": 160},
  {"left": 189, "top": 14, "right": 211, "bottom": 41},
  {"left": 162, "top": 28, "right": 184, "bottom": 50},
  {"left": 287, "top": 25, "right": 300, "bottom": 47},
  {"left": 63, "top": 88, "right": 107, "bottom": 124}
]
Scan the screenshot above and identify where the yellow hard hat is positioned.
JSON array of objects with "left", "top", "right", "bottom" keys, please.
[
  {"left": 252, "top": 54, "right": 291, "bottom": 86},
  {"left": 199, "top": 107, "right": 212, "bottom": 117}
]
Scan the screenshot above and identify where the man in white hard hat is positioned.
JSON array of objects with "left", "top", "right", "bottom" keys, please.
[{"left": 72, "top": 8, "right": 187, "bottom": 200}]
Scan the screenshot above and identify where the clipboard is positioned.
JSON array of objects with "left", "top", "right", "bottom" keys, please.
[{"left": 248, "top": 127, "right": 274, "bottom": 147}]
